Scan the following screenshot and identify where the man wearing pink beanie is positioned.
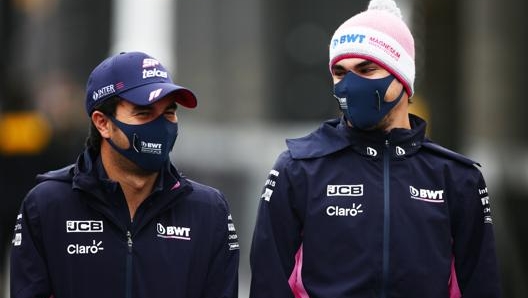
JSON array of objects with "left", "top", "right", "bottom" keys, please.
[{"left": 250, "top": 0, "right": 502, "bottom": 297}]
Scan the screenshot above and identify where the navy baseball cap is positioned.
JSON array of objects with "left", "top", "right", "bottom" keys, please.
[{"left": 85, "top": 51, "right": 197, "bottom": 115}]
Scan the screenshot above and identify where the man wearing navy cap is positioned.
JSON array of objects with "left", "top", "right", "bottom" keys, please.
[{"left": 10, "top": 52, "right": 239, "bottom": 298}]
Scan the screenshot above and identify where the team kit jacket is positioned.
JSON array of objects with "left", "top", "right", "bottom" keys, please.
[
  {"left": 10, "top": 149, "right": 240, "bottom": 298},
  {"left": 250, "top": 114, "right": 501, "bottom": 298}
]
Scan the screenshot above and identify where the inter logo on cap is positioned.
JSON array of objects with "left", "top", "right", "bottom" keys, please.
[{"left": 92, "top": 84, "right": 116, "bottom": 101}]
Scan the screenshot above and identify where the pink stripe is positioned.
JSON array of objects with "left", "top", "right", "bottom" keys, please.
[
  {"left": 171, "top": 181, "right": 181, "bottom": 190},
  {"left": 288, "top": 244, "right": 310, "bottom": 298},
  {"left": 448, "top": 257, "right": 461, "bottom": 298}
]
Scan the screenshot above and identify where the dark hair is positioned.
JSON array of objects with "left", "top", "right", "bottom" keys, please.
[{"left": 85, "top": 97, "right": 120, "bottom": 153}]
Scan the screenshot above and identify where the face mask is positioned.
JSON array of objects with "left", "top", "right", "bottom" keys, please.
[
  {"left": 106, "top": 114, "right": 178, "bottom": 172},
  {"left": 333, "top": 71, "right": 404, "bottom": 130}
]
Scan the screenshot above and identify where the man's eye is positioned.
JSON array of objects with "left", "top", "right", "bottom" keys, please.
[
  {"left": 135, "top": 111, "right": 151, "bottom": 116},
  {"left": 358, "top": 68, "right": 376, "bottom": 75}
]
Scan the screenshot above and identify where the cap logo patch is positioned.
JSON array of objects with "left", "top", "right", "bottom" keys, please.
[
  {"left": 92, "top": 84, "right": 116, "bottom": 101},
  {"left": 149, "top": 88, "right": 163, "bottom": 101},
  {"left": 142, "top": 68, "right": 168, "bottom": 79},
  {"left": 115, "top": 82, "right": 125, "bottom": 90},
  {"left": 142, "top": 58, "right": 168, "bottom": 79},
  {"left": 143, "top": 58, "right": 160, "bottom": 68}
]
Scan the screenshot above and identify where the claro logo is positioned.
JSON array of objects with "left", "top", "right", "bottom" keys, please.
[{"left": 67, "top": 240, "right": 104, "bottom": 255}]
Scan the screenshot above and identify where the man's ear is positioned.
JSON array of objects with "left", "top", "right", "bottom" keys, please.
[{"left": 91, "top": 111, "right": 111, "bottom": 138}]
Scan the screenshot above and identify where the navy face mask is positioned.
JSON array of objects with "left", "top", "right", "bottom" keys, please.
[
  {"left": 106, "top": 114, "right": 178, "bottom": 172},
  {"left": 333, "top": 71, "right": 404, "bottom": 130}
]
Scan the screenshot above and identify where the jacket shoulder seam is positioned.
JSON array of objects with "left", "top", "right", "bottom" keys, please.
[{"left": 421, "top": 142, "right": 480, "bottom": 167}]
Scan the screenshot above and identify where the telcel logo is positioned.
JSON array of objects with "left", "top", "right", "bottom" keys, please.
[
  {"left": 327, "top": 185, "right": 364, "bottom": 197},
  {"left": 66, "top": 221, "right": 103, "bottom": 233},
  {"left": 142, "top": 68, "right": 168, "bottom": 79}
]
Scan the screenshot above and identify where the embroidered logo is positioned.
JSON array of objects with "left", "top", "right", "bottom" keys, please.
[
  {"left": 66, "top": 220, "right": 104, "bottom": 233},
  {"left": 327, "top": 185, "right": 364, "bottom": 197},
  {"left": 326, "top": 204, "right": 364, "bottom": 217},
  {"left": 157, "top": 223, "right": 191, "bottom": 240},
  {"left": 261, "top": 169, "right": 279, "bottom": 202},
  {"left": 409, "top": 186, "right": 444, "bottom": 203}
]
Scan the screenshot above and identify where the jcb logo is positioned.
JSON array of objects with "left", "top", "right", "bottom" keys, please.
[
  {"left": 327, "top": 185, "right": 364, "bottom": 197},
  {"left": 66, "top": 221, "right": 103, "bottom": 233}
]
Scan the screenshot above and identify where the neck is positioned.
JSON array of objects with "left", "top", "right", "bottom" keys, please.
[
  {"left": 366, "top": 99, "right": 411, "bottom": 132},
  {"left": 382, "top": 110, "right": 411, "bottom": 132},
  {"left": 100, "top": 141, "right": 159, "bottom": 219}
]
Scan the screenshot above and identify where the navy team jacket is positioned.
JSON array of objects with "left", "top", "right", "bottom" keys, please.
[
  {"left": 10, "top": 148, "right": 240, "bottom": 298},
  {"left": 250, "top": 114, "right": 501, "bottom": 298}
]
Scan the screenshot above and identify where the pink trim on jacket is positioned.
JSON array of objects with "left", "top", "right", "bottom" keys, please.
[
  {"left": 449, "top": 257, "right": 461, "bottom": 298},
  {"left": 288, "top": 244, "right": 310, "bottom": 298}
]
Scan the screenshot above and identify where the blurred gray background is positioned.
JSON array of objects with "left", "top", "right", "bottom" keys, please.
[{"left": 1, "top": 0, "right": 527, "bottom": 297}]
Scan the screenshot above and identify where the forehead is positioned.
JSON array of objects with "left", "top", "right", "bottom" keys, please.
[
  {"left": 117, "top": 96, "right": 177, "bottom": 110},
  {"left": 333, "top": 57, "right": 379, "bottom": 69}
]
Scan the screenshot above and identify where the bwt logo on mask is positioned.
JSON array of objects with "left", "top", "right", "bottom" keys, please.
[{"left": 140, "top": 141, "right": 162, "bottom": 154}]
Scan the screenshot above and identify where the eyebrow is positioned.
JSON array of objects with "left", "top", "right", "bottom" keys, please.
[
  {"left": 131, "top": 101, "right": 177, "bottom": 112},
  {"left": 356, "top": 60, "right": 374, "bottom": 68},
  {"left": 331, "top": 64, "right": 346, "bottom": 72},
  {"left": 331, "top": 60, "right": 374, "bottom": 72},
  {"left": 131, "top": 104, "right": 153, "bottom": 112}
]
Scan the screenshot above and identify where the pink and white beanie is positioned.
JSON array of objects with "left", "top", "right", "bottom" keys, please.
[{"left": 329, "top": 0, "right": 415, "bottom": 97}]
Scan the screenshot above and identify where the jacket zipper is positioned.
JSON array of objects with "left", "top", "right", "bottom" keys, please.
[
  {"left": 381, "top": 139, "right": 391, "bottom": 298},
  {"left": 126, "top": 230, "right": 133, "bottom": 298}
]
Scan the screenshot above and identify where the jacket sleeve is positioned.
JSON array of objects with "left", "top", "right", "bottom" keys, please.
[
  {"left": 10, "top": 191, "right": 53, "bottom": 298},
  {"left": 451, "top": 170, "right": 502, "bottom": 297},
  {"left": 250, "top": 151, "right": 304, "bottom": 298},
  {"left": 202, "top": 195, "right": 240, "bottom": 298}
]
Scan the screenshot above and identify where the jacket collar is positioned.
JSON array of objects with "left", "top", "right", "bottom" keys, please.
[
  {"left": 286, "top": 114, "right": 427, "bottom": 160},
  {"left": 71, "top": 148, "right": 193, "bottom": 204}
]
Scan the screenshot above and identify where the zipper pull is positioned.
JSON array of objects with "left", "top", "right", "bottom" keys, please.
[{"left": 127, "top": 230, "right": 133, "bottom": 253}]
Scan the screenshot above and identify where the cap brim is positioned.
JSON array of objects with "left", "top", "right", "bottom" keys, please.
[{"left": 119, "top": 82, "right": 197, "bottom": 109}]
